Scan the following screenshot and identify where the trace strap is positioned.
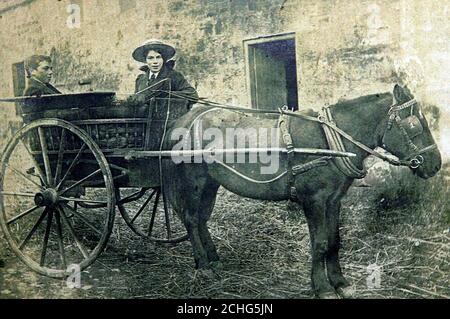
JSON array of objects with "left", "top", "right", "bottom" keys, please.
[{"left": 278, "top": 112, "right": 297, "bottom": 198}]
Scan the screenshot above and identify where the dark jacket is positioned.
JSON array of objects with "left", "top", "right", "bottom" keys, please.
[
  {"left": 135, "top": 65, "right": 198, "bottom": 103},
  {"left": 23, "top": 77, "right": 61, "bottom": 96}
]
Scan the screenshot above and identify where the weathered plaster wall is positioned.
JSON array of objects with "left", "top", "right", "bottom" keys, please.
[{"left": 0, "top": 0, "right": 448, "bottom": 156}]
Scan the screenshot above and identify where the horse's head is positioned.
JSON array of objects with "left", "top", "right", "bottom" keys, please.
[{"left": 381, "top": 84, "right": 441, "bottom": 178}]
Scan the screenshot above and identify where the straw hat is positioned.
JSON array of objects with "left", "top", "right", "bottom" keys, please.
[{"left": 132, "top": 39, "right": 176, "bottom": 63}]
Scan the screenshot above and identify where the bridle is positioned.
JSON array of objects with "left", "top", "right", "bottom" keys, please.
[
  {"left": 381, "top": 98, "right": 438, "bottom": 169},
  {"left": 316, "top": 97, "right": 438, "bottom": 179}
]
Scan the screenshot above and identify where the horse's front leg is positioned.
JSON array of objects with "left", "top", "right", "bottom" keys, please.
[
  {"left": 303, "top": 197, "right": 339, "bottom": 299},
  {"left": 180, "top": 170, "right": 218, "bottom": 270},
  {"left": 325, "top": 200, "right": 354, "bottom": 298}
]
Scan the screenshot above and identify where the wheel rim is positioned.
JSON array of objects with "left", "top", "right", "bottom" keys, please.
[
  {"left": 117, "top": 187, "right": 188, "bottom": 243},
  {"left": 0, "top": 119, "right": 115, "bottom": 278}
]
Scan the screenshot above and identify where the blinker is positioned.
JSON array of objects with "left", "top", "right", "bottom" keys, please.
[{"left": 400, "top": 115, "right": 423, "bottom": 138}]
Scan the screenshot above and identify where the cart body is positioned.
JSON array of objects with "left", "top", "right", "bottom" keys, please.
[{"left": 19, "top": 92, "right": 190, "bottom": 188}]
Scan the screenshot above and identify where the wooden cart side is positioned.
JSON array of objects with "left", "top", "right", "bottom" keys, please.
[{"left": 17, "top": 95, "right": 193, "bottom": 188}]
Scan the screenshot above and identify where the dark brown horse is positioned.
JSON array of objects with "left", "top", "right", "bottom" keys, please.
[{"left": 161, "top": 85, "right": 441, "bottom": 298}]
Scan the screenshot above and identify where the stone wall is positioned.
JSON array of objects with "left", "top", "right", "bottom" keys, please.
[{"left": 0, "top": 0, "right": 448, "bottom": 157}]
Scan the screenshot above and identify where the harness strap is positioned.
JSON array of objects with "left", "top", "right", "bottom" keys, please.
[
  {"left": 292, "top": 156, "right": 332, "bottom": 176},
  {"left": 394, "top": 114, "right": 419, "bottom": 152},
  {"left": 278, "top": 110, "right": 332, "bottom": 199},
  {"left": 320, "top": 107, "right": 367, "bottom": 179},
  {"left": 278, "top": 113, "right": 297, "bottom": 199},
  {"left": 389, "top": 99, "right": 416, "bottom": 112}
]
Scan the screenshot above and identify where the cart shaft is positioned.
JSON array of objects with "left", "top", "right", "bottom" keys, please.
[{"left": 115, "top": 148, "right": 356, "bottom": 159}]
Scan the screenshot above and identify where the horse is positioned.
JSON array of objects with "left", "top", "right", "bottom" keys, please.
[{"left": 161, "top": 84, "right": 442, "bottom": 298}]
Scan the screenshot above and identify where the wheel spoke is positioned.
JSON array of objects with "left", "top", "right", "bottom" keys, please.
[
  {"left": 40, "top": 210, "right": 54, "bottom": 266},
  {"left": 56, "top": 143, "right": 87, "bottom": 191},
  {"left": 130, "top": 189, "right": 156, "bottom": 224},
  {"left": 19, "top": 139, "right": 47, "bottom": 187},
  {"left": 53, "top": 129, "right": 67, "bottom": 186},
  {"left": 5, "top": 164, "right": 44, "bottom": 190},
  {"left": 54, "top": 210, "right": 67, "bottom": 268},
  {"left": 58, "top": 207, "right": 89, "bottom": 259},
  {"left": 60, "top": 203, "right": 103, "bottom": 237},
  {"left": 148, "top": 190, "right": 161, "bottom": 237},
  {"left": 59, "top": 196, "right": 107, "bottom": 204},
  {"left": 38, "top": 127, "right": 53, "bottom": 186},
  {"left": 19, "top": 208, "right": 49, "bottom": 250},
  {"left": 162, "top": 192, "right": 172, "bottom": 239},
  {"left": 7, "top": 205, "right": 40, "bottom": 225},
  {"left": 59, "top": 169, "right": 101, "bottom": 196}
]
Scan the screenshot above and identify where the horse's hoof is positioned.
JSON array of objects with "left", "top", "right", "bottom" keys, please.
[
  {"left": 336, "top": 285, "right": 356, "bottom": 299},
  {"left": 197, "top": 268, "right": 215, "bottom": 279},
  {"left": 209, "top": 261, "right": 223, "bottom": 271},
  {"left": 317, "top": 291, "right": 341, "bottom": 299}
]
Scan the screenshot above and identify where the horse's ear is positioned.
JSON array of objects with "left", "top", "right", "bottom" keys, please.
[
  {"left": 403, "top": 85, "right": 413, "bottom": 96},
  {"left": 393, "top": 84, "right": 407, "bottom": 103}
]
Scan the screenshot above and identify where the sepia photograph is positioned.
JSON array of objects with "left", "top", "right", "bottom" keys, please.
[{"left": 0, "top": 0, "right": 448, "bottom": 303}]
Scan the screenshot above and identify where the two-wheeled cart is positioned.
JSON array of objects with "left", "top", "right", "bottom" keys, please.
[{"left": 0, "top": 92, "right": 189, "bottom": 277}]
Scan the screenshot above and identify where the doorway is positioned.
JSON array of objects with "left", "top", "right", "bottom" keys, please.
[{"left": 244, "top": 33, "right": 298, "bottom": 111}]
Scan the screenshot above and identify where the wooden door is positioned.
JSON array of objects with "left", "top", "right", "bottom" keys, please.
[{"left": 249, "top": 46, "right": 287, "bottom": 110}]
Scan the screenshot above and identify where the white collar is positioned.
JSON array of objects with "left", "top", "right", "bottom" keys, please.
[{"left": 149, "top": 72, "right": 159, "bottom": 79}]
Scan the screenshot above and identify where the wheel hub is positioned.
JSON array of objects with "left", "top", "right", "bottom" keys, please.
[{"left": 34, "top": 188, "right": 59, "bottom": 207}]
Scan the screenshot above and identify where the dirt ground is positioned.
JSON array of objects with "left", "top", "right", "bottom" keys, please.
[{"left": 0, "top": 180, "right": 449, "bottom": 299}]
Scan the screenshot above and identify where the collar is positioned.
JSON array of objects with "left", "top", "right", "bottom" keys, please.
[
  {"left": 27, "top": 76, "right": 61, "bottom": 94},
  {"left": 149, "top": 71, "right": 159, "bottom": 80},
  {"left": 29, "top": 76, "right": 49, "bottom": 87},
  {"left": 146, "top": 65, "right": 169, "bottom": 79}
]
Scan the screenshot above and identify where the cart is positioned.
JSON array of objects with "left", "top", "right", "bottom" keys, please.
[{"left": 0, "top": 92, "right": 190, "bottom": 278}]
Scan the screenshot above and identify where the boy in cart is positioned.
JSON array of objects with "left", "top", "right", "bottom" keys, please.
[{"left": 23, "top": 55, "right": 61, "bottom": 97}]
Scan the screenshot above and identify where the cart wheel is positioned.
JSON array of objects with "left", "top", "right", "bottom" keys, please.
[
  {"left": 117, "top": 187, "right": 188, "bottom": 243},
  {"left": 0, "top": 119, "right": 115, "bottom": 278}
]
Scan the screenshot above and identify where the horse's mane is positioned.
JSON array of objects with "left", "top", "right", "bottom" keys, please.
[{"left": 333, "top": 92, "right": 393, "bottom": 111}]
